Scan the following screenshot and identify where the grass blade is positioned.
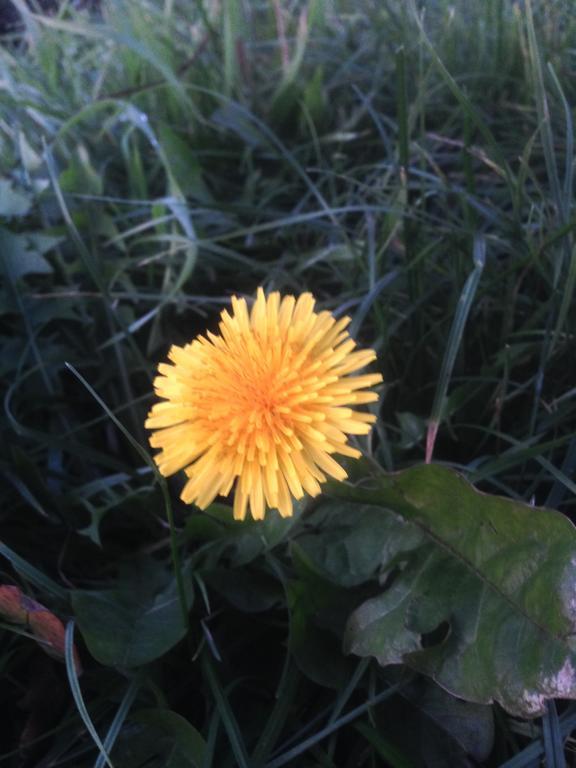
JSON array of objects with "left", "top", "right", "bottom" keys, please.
[
  {"left": 426, "top": 236, "right": 486, "bottom": 462},
  {"left": 65, "top": 621, "right": 115, "bottom": 768},
  {"left": 525, "top": 1, "right": 565, "bottom": 228},
  {"left": 542, "top": 701, "right": 565, "bottom": 768},
  {"left": 265, "top": 683, "right": 404, "bottom": 768},
  {"left": 409, "top": 0, "right": 514, "bottom": 192},
  {"left": 0, "top": 541, "right": 68, "bottom": 601},
  {"left": 251, "top": 657, "right": 300, "bottom": 764},
  {"left": 201, "top": 653, "right": 249, "bottom": 768},
  {"left": 64, "top": 363, "right": 190, "bottom": 635},
  {"left": 93, "top": 674, "right": 143, "bottom": 768}
]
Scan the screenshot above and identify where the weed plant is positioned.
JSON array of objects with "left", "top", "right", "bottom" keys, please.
[{"left": 1, "top": 0, "right": 576, "bottom": 765}]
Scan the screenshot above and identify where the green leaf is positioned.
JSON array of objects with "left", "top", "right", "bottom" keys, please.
[
  {"left": 329, "top": 464, "right": 576, "bottom": 718},
  {"left": 72, "top": 558, "right": 193, "bottom": 667},
  {"left": 287, "top": 543, "right": 360, "bottom": 689},
  {"left": 58, "top": 145, "right": 103, "bottom": 196},
  {"left": 0, "top": 228, "right": 53, "bottom": 281},
  {"left": 0, "top": 180, "right": 32, "bottom": 217},
  {"left": 353, "top": 721, "right": 417, "bottom": 768},
  {"left": 158, "top": 124, "right": 213, "bottom": 203},
  {"left": 396, "top": 412, "right": 426, "bottom": 451},
  {"left": 132, "top": 709, "right": 206, "bottom": 768},
  {"left": 405, "top": 679, "right": 495, "bottom": 764},
  {"left": 294, "top": 504, "right": 409, "bottom": 588},
  {"left": 204, "top": 568, "right": 281, "bottom": 613},
  {"left": 185, "top": 504, "right": 298, "bottom": 567}
]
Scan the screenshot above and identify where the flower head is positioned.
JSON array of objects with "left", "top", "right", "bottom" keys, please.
[{"left": 146, "top": 288, "right": 382, "bottom": 520}]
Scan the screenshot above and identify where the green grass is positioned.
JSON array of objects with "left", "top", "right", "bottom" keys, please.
[{"left": 2, "top": 0, "right": 576, "bottom": 765}]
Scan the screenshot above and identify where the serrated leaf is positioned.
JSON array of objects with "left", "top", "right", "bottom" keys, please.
[
  {"left": 72, "top": 558, "right": 193, "bottom": 667},
  {"left": 327, "top": 464, "right": 576, "bottom": 717}
]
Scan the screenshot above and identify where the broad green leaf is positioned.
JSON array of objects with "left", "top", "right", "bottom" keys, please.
[
  {"left": 186, "top": 503, "right": 298, "bottom": 567},
  {"left": 287, "top": 543, "right": 362, "bottom": 689},
  {"left": 132, "top": 709, "right": 206, "bottom": 767},
  {"left": 401, "top": 678, "right": 495, "bottom": 764},
  {"left": 0, "top": 180, "right": 31, "bottom": 217},
  {"left": 72, "top": 558, "right": 193, "bottom": 667},
  {"left": 204, "top": 568, "right": 282, "bottom": 613},
  {"left": 105, "top": 714, "right": 204, "bottom": 768},
  {"left": 0, "top": 228, "right": 53, "bottom": 280},
  {"left": 325, "top": 464, "right": 576, "bottom": 718},
  {"left": 295, "top": 504, "right": 411, "bottom": 588}
]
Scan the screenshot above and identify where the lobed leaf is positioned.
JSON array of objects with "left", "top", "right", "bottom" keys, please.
[{"left": 322, "top": 464, "right": 576, "bottom": 718}]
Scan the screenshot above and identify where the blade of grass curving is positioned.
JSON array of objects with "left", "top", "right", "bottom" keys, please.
[
  {"left": 524, "top": 5, "right": 571, "bottom": 422},
  {"left": 64, "top": 364, "right": 151, "bottom": 470},
  {"left": 546, "top": 437, "right": 576, "bottom": 510},
  {"left": 525, "top": 1, "right": 565, "bottom": 229},
  {"left": 251, "top": 656, "right": 300, "bottom": 764},
  {"left": 222, "top": 0, "right": 240, "bottom": 96},
  {"left": 542, "top": 701, "right": 565, "bottom": 768},
  {"left": 65, "top": 621, "right": 115, "bottom": 768},
  {"left": 137, "top": 205, "right": 397, "bottom": 257},
  {"left": 64, "top": 364, "right": 190, "bottom": 635},
  {"left": 547, "top": 63, "right": 574, "bottom": 214},
  {"left": 366, "top": 212, "right": 376, "bottom": 290},
  {"left": 202, "top": 707, "right": 221, "bottom": 768},
  {"left": 26, "top": 12, "right": 190, "bottom": 106},
  {"left": 198, "top": 86, "right": 352, "bottom": 243},
  {"left": 551, "top": 241, "right": 576, "bottom": 351},
  {"left": 353, "top": 721, "right": 416, "bottom": 768},
  {"left": 462, "top": 425, "right": 575, "bottom": 491},
  {"left": 1, "top": 245, "right": 55, "bottom": 399},
  {"left": 426, "top": 236, "right": 486, "bottom": 462},
  {"left": 0, "top": 710, "right": 85, "bottom": 763},
  {"left": 201, "top": 653, "right": 249, "bottom": 768},
  {"left": 396, "top": 44, "right": 418, "bottom": 318},
  {"left": 44, "top": 141, "right": 147, "bottom": 437},
  {"left": 463, "top": 104, "right": 477, "bottom": 233},
  {"left": 265, "top": 683, "right": 405, "bottom": 768},
  {"left": 327, "top": 659, "right": 370, "bottom": 726},
  {"left": 282, "top": 6, "right": 311, "bottom": 89},
  {"left": 396, "top": 45, "right": 409, "bottom": 175},
  {"left": 499, "top": 706, "right": 576, "bottom": 768},
  {"left": 94, "top": 674, "right": 143, "bottom": 768},
  {"left": 408, "top": 0, "right": 514, "bottom": 192},
  {"left": 0, "top": 541, "right": 67, "bottom": 600},
  {"left": 350, "top": 272, "right": 399, "bottom": 338},
  {"left": 2, "top": 468, "right": 52, "bottom": 521},
  {"left": 42, "top": 141, "right": 102, "bottom": 292}
]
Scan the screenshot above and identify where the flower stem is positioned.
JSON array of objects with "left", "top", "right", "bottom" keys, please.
[{"left": 160, "top": 478, "right": 190, "bottom": 635}]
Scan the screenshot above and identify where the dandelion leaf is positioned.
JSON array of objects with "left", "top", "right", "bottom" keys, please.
[
  {"left": 322, "top": 464, "right": 576, "bottom": 718},
  {"left": 72, "top": 557, "right": 193, "bottom": 668}
]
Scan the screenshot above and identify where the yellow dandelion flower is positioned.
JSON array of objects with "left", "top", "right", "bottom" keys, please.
[{"left": 146, "top": 287, "right": 382, "bottom": 521}]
